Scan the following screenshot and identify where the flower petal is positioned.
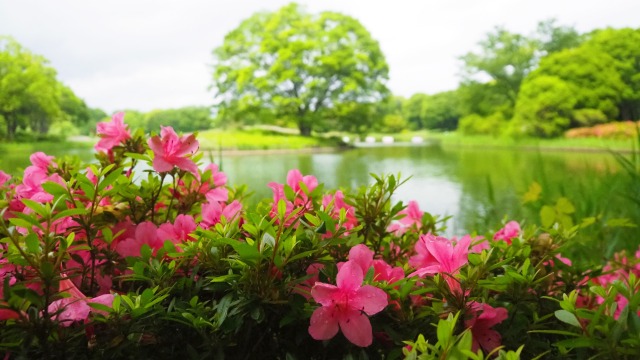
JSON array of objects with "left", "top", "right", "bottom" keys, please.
[
  {"left": 348, "top": 244, "right": 374, "bottom": 275},
  {"left": 351, "top": 285, "right": 388, "bottom": 315},
  {"left": 339, "top": 309, "right": 373, "bottom": 347},
  {"left": 152, "top": 156, "right": 174, "bottom": 173},
  {"left": 475, "top": 329, "right": 502, "bottom": 353},
  {"left": 336, "top": 261, "right": 363, "bottom": 292},
  {"left": 310, "top": 283, "right": 339, "bottom": 307},
  {"left": 308, "top": 306, "right": 339, "bottom": 340}
]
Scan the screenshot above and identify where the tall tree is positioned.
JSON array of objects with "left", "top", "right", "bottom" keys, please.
[
  {"left": 584, "top": 28, "right": 640, "bottom": 120},
  {"left": 531, "top": 46, "right": 625, "bottom": 120},
  {"left": 459, "top": 20, "right": 582, "bottom": 121},
  {"left": 0, "top": 36, "right": 62, "bottom": 139},
  {"left": 422, "top": 90, "right": 461, "bottom": 131},
  {"left": 460, "top": 27, "right": 538, "bottom": 108},
  {"left": 212, "top": 3, "right": 389, "bottom": 136},
  {"left": 511, "top": 75, "right": 577, "bottom": 137}
]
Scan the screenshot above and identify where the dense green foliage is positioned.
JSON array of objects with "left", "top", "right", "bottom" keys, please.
[
  {"left": 0, "top": 36, "right": 94, "bottom": 141},
  {"left": 454, "top": 25, "right": 639, "bottom": 137},
  {"left": 211, "top": 3, "right": 389, "bottom": 136},
  {"left": 365, "top": 23, "right": 638, "bottom": 139}
]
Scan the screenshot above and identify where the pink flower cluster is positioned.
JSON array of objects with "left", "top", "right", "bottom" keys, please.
[
  {"left": 582, "top": 247, "right": 640, "bottom": 319},
  {"left": 95, "top": 112, "right": 131, "bottom": 153},
  {"left": 388, "top": 200, "right": 423, "bottom": 235},
  {"left": 268, "top": 169, "right": 318, "bottom": 226},
  {"left": 0, "top": 117, "right": 239, "bottom": 328}
]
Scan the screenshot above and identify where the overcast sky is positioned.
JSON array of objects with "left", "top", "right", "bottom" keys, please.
[{"left": 1, "top": 0, "right": 638, "bottom": 113}]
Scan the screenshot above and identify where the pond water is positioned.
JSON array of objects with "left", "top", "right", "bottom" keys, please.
[{"left": 0, "top": 142, "right": 626, "bottom": 237}]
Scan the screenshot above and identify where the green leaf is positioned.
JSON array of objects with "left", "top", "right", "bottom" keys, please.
[
  {"left": 216, "top": 293, "right": 234, "bottom": 326},
  {"left": 261, "top": 232, "right": 275, "bottom": 250},
  {"left": 540, "top": 205, "right": 555, "bottom": 228},
  {"left": 42, "top": 181, "right": 68, "bottom": 197},
  {"left": 554, "top": 310, "right": 581, "bottom": 328},
  {"left": 98, "top": 167, "right": 123, "bottom": 192},
  {"left": 52, "top": 208, "right": 87, "bottom": 222},
  {"left": 218, "top": 238, "right": 261, "bottom": 264},
  {"left": 522, "top": 181, "right": 542, "bottom": 204},
  {"left": 554, "top": 337, "right": 602, "bottom": 349},
  {"left": 21, "top": 199, "right": 48, "bottom": 218},
  {"left": 606, "top": 218, "right": 637, "bottom": 228},
  {"left": 124, "top": 152, "right": 151, "bottom": 162},
  {"left": 24, "top": 233, "right": 40, "bottom": 253},
  {"left": 277, "top": 199, "right": 287, "bottom": 220},
  {"left": 555, "top": 197, "right": 575, "bottom": 214}
]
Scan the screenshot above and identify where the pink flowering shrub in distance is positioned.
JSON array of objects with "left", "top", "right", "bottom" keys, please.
[{"left": 0, "top": 112, "right": 638, "bottom": 359}]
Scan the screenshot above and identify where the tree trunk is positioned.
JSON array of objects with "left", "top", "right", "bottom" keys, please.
[{"left": 298, "top": 121, "right": 312, "bottom": 137}]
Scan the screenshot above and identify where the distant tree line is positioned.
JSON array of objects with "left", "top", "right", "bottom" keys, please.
[
  {"left": 3, "top": 3, "right": 639, "bottom": 141},
  {"left": 114, "top": 107, "right": 213, "bottom": 134}
]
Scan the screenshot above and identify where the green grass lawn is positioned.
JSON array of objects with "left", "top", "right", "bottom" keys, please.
[{"left": 197, "top": 128, "right": 342, "bottom": 150}]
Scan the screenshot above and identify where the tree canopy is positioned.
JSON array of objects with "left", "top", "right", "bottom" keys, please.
[
  {"left": 0, "top": 36, "right": 92, "bottom": 140},
  {"left": 211, "top": 3, "right": 389, "bottom": 136}
]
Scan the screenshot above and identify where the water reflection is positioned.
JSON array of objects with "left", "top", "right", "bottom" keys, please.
[{"left": 1, "top": 143, "right": 622, "bottom": 238}]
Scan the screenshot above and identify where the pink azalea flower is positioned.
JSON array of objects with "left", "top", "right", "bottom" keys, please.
[
  {"left": 465, "top": 302, "right": 508, "bottom": 353},
  {"left": 200, "top": 200, "right": 242, "bottom": 228},
  {"left": 29, "top": 152, "right": 55, "bottom": 171},
  {"left": 343, "top": 244, "right": 374, "bottom": 274},
  {"left": 157, "top": 214, "right": 197, "bottom": 245},
  {"left": 148, "top": 126, "right": 199, "bottom": 175},
  {"left": 293, "top": 263, "right": 325, "bottom": 299},
  {"left": 95, "top": 112, "right": 131, "bottom": 153},
  {"left": 205, "top": 187, "right": 229, "bottom": 203},
  {"left": 372, "top": 259, "right": 405, "bottom": 284},
  {"left": 267, "top": 169, "right": 318, "bottom": 226},
  {"left": 48, "top": 277, "right": 114, "bottom": 326},
  {"left": 494, "top": 221, "right": 521, "bottom": 244},
  {"left": 287, "top": 169, "right": 318, "bottom": 195},
  {"left": 337, "top": 244, "right": 404, "bottom": 284},
  {"left": 0, "top": 170, "right": 10, "bottom": 187},
  {"left": 202, "top": 163, "right": 227, "bottom": 187},
  {"left": 115, "top": 221, "right": 162, "bottom": 257},
  {"left": 322, "top": 190, "right": 358, "bottom": 237},
  {"left": 388, "top": 200, "right": 423, "bottom": 235},
  {"left": 14, "top": 168, "right": 65, "bottom": 205},
  {"left": 309, "top": 261, "right": 388, "bottom": 347},
  {"left": 0, "top": 306, "right": 20, "bottom": 321},
  {"left": 409, "top": 234, "right": 470, "bottom": 278},
  {"left": 468, "top": 235, "right": 490, "bottom": 253}
]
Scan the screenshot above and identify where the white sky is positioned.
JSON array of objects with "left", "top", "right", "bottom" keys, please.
[{"left": 1, "top": 0, "right": 638, "bottom": 113}]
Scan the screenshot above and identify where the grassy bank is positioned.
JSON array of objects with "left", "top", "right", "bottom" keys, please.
[
  {"left": 435, "top": 132, "right": 638, "bottom": 151},
  {"left": 197, "top": 128, "right": 343, "bottom": 150},
  {"left": 365, "top": 131, "right": 639, "bottom": 152}
]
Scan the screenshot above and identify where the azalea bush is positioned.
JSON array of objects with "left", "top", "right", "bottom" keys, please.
[
  {"left": 565, "top": 120, "right": 640, "bottom": 139},
  {"left": 1, "top": 113, "right": 639, "bottom": 359}
]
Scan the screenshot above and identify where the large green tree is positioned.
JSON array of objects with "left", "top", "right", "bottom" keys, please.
[
  {"left": 584, "top": 28, "right": 640, "bottom": 120},
  {"left": 0, "top": 37, "right": 62, "bottom": 139},
  {"left": 460, "top": 28, "right": 538, "bottom": 109},
  {"left": 531, "top": 46, "right": 625, "bottom": 120},
  {"left": 0, "top": 36, "right": 91, "bottom": 140},
  {"left": 510, "top": 75, "right": 577, "bottom": 137},
  {"left": 211, "top": 3, "right": 389, "bottom": 136}
]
